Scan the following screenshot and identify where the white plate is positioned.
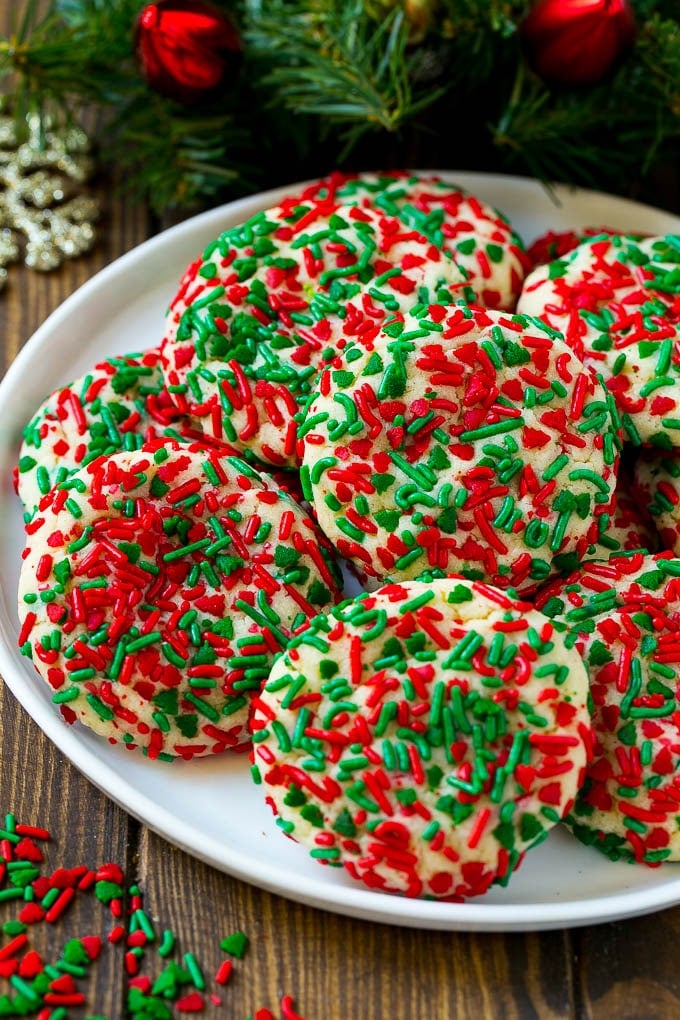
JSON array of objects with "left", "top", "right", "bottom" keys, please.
[{"left": 2, "top": 172, "right": 680, "bottom": 933}]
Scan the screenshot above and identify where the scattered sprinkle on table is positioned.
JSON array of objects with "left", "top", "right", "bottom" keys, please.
[{"left": 0, "top": 811, "right": 308, "bottom": 1018}]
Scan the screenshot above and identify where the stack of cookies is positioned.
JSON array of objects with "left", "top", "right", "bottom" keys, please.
[{"left": 15, "top": 171, "right": 680, "bottom": 900}]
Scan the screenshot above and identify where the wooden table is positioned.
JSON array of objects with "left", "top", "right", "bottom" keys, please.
[{"left": 3, "top": 85, "right": 680, "bottom": 1020}]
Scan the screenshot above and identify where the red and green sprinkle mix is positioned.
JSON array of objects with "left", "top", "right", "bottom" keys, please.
[
  {"left": 298, "top": 303, "right": 620, "bottom": 594},
  {"left": 15, "top": 349, "right": 184, "bottom": 519},
  {"left": 536, "top": 550, "right": 680, "bottom": 864},
  {"left": 280, "top": 170, "right": 532, "bottom": 310},
  {"left": 17, "top": 440, "right": 342, "bottom": 760},
  {"left": 517, "top": 233, "right": 680, "bottom": 447},
  {"left": 251, "top": 577, "right": 592, "bottom": 899},
  {"left": 160, "top": 183, "right": 473, "bottom": 467},
  {"left": 0, "top": 811, "right": 308, "bottom": 1019},
  {"left": 631, "top": 449, "right": 680, "bottom": 555}
]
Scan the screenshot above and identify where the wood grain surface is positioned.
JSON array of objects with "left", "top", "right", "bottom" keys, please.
[{"left": 2, "top": 5, "right": 680, "bottom": 1015}]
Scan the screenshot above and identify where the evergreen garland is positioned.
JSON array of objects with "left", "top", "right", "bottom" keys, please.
[{"left": 1, "top": 0, "right": 678, "bottom": 215}]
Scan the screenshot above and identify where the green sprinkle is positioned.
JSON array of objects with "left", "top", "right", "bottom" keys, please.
[
  {"left": 542, "top": 454, "right": 569, "bottom": 481},
  {"left": 459, "top": 417, "right": 524, "bottom": 442},
  {"left": 184, "top": 952, "right": 205, "bottom": 990},
  {"left": 220, "top": 931, "right": 249, "bottom": 958}
]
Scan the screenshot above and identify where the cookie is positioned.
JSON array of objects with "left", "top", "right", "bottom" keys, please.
[
  {"left": 631, "top": 448, "right": 680, "bottom": 553},
  {"left": 18, "top": 440, "right": 343, "bottom": 760},
  {"left": 517, "top": 233, "right": 680, "bottom": 446},
  {"left": 536, "top": 551, "right": 680, "bottom": 865},
  {"left": 161, "top": 200, "right": 470, "bottom": 467},
  {"left": 298, "top": 302, "right": 621, "bottom": 594},
  {"left": 15, "top": 349, "right": 183, "bottom": 516},
  {"left": 279, "top": 170, "right": 531, "bottom": 310},
  {"left": 251, "top": 577, "right": 592, "bottom": 899},
  {"left": 525, "top": 228, "right": 635, "bottom": 271}
]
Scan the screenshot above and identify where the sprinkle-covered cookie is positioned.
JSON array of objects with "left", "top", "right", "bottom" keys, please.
[
  {"left": 525, "top": 228, "right": 634, "bottom": 271},
  {"left": 536, "top": 551, "right": 680, "bottom": 865},
  {"left": 15, "top": 349, "right": 183, "bottom": 516},
  {"left": 279, "top": 170, "right": 532, "bottom": 310},
  {"left": 18, "top": 440, "right": 343, "bottom": 760},
  {"left": 298, "top": 303, "right": 621, "bottom": 594},
  {"left": 517, "top": 233, "right": 680, "bottom": 446},
  {"left": 161, "top": 201, "right": 470, "bottom": 467},
  {"left": 251, "top": 577, "right": 592, "bottom": 899},
  {"left": 631, "top": 448, "right": 680, "bottom": 553}
]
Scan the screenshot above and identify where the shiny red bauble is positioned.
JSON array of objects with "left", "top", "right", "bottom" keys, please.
[
  {"left": 134, "top": 0, "right": 242, "bottom": 104},
  {"left": 522, "top": 0, "right": 636, "bottom": 86}
]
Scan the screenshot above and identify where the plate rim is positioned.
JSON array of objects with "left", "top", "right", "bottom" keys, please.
[{"left": 3, "top": 170, "right": 680, "bottom": 932}]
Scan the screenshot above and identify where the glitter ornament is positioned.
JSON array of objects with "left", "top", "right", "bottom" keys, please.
[
  {"left": 134, "top": 0, "right": 243, "bottom": 105},
  {"left": 522, "top": 0, "right": 636, "bottom": 86},
  {"left": 0, "top": 103, "right": 99, "bottom": 290}
]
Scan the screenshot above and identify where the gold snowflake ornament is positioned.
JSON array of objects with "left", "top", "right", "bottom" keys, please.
[{"left": 0, "top": 104, "right": 100, "bottom": 291}]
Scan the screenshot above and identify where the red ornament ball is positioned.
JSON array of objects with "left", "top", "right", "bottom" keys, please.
[
  {"left": 134, "top": 0, "right": 242, "bottom": 105},
  {"left": 521, "top": 0, "right": 636, "bottom": 86}
]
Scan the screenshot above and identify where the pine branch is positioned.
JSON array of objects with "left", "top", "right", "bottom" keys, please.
[
  {"left": 0, "top": 0, "right": 677, "bottom": 214},
  {"left": 438, "top": 0, "right": 531, "bottom": 87},
  {"left": 494, "top": 76, "right": 628, "bottom": 187},
  {"left": 244, "top": 0, "right": 445, "bottom": 151},
  {"left": 633, "top": 14, "right": 680, "bottom": 169},
  {"left": 0, "top": 0, "right": 257, "bottom": 211},
  {"left": 492, "top": 12, "right": 680, "bottom": 194},
  {"left": 108, "top": 95, "right": 255, "bottom": 214},
  {"left": 0, "top": 0, "right": 142, "bottom": 116}
]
